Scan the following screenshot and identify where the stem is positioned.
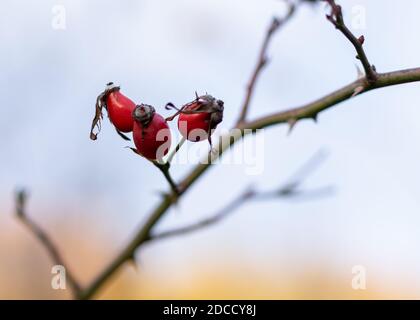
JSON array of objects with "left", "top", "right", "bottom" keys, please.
[
  {"left": 152, "top": 161, "right": 180, "bottom": 196},
  {"left": 166, "top": 136, "right": 186, "bottom": 164}
]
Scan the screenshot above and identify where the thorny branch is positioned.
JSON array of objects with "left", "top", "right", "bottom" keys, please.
[
  {"left": 15, "top": 0, "right": 420, "bottom": 300},
  {"left": 14, "top": 190, "right": 82, "bottom": 299},
  {"left": 324, "top": 0, "right": 377, "bottom": 83}
]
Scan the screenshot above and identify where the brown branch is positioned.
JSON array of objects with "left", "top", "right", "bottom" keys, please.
[
  {"left": 242, "top": 68, "right": 420, "bottom": 130},
  {"left": 236, "top": 1, "right": 296, "bottom": 125},
  {"left": 324, "top": 0, "right": 377, "bottom": 83},
  {"left": 147, "top": 149, "right": 331, "bottom": 242},
  {"left": 14, "top": 190, "right": 82, "bottom": 298},
  {"left": 147, "top": 188, "right": 254, "bottom": 242}
]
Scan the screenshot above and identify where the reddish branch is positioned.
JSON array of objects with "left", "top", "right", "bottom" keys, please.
[
  {"left": 237, "top": 1, "right": 296, "bottom": 124},
  {"left": 324, "top": 0, "right": 377, "bottom": 83}
]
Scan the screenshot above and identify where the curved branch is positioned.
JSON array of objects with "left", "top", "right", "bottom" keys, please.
[
  {"left": 78, "top": 66, "right": 420, "bottom": 300},
  {"left": 14, "top": 190, "right": 82, "bottom": 298},
  {"left": 244, "top": 68, "right": 420, "bottom": 130}
]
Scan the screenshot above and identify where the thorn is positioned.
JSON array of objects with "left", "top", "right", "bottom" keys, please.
[
  {"left": 127, "top": 254, "right": 139, "bottom": 272},
  {"left": 287, "top": 118, "right": 297, "bottom": 135},
  {"left": 311, "top": 113, "right": 318, "bottom": 123},
  {"left": 261, "top": 56, "right": 268, "bottom": 67},
  {"left": 352, "top": 85, "right": 365, "bottom": 97},
  {"left": 156, "top": 190, "right": 179, "bottom": 206},
  {"left": 155, "top": 190, "right": 169, "bottom": 198},
  {"left": 355, "top": 64, "right": 364, "bottom": 79},
  {"left": 126, "top": 146, "right": 142, "bottom": 157}
]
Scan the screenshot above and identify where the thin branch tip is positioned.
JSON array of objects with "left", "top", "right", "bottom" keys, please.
[
  {"left": 15, "top": 189, "right": 28, "bottom": 218},
  {"left": 324, "top": 0, "right": 377, "bottom": 83},
  {"left": 236, "top": 4, "right": 297, "bottom": 125}
]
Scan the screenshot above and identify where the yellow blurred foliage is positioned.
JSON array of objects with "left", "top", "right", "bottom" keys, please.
[{"left": 1, "top": 209, "right": 418, "bottom": 300}]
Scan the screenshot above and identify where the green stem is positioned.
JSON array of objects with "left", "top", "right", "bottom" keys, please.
[{"left": 166, "top": 136, "right": 186, "bottom": 164}]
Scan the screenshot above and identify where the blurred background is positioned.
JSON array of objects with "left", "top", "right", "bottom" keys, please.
[{"left": 1, "top": 0, "right": 420, "bottom": 299}]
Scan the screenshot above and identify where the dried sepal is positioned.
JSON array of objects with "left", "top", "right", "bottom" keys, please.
[
  {"left": 89, "top": 82, "right": 120, "bottom": 141},
  {"left": 132, "top": 104, "right": 156, "bottom": 127},
  {"left": 90, "top": 92, "right": 105, "bottom": 140}
]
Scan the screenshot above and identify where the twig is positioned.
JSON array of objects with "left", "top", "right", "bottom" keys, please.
[
  {"left": 324, "top": 0, "right": 377, "bottom": 83},
  {"left": 152, "top": 161, "right": 180, "bottom": 196},
  {"left": 147, "top": 189, "right": 254, "bottom": 242},
  {"left": 14, "top": 190, "right": 82, "bottom": 298},
  {"left": 236, "top": 1, "right": 296, "bottom": 124},
  {"left": 147, "top": 149, "right": 331, "bottom": 242},
  {"left": 128, "top": 147, "right": 180, "bottom": 196}
]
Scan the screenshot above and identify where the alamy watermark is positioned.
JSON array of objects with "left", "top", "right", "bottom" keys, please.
[
  {"left": 163, "top": 128, "right": 265, "bottom": 176},
  {"left": 51, "top": 5, "right": 66, "bottom": 30},
  {"left": 351, "top": 265, "right": 367, "bottom": 290},
  {"left": 51, "top": 265, "right": 66, "bottom": 290}
]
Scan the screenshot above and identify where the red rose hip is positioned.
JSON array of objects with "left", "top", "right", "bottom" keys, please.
[
  {"left": 132, "top": 104, "right": 171, "bottom": 160},
  {"left": 106, "top": 85, "right": 136, "bottom": 133},
  {"left": 178, "top": 106, "right": 211, "bottom": 142},
  {"left": 90, "top": 82, "right": 136, "bottom": 141},
  {"left": 166, "top": 94, "right": 224, "bottom": 146}
]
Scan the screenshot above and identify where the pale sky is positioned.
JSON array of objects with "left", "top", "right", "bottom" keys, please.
[{"left": 2, "top": 0, "right": 420, "bottom": 294}]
